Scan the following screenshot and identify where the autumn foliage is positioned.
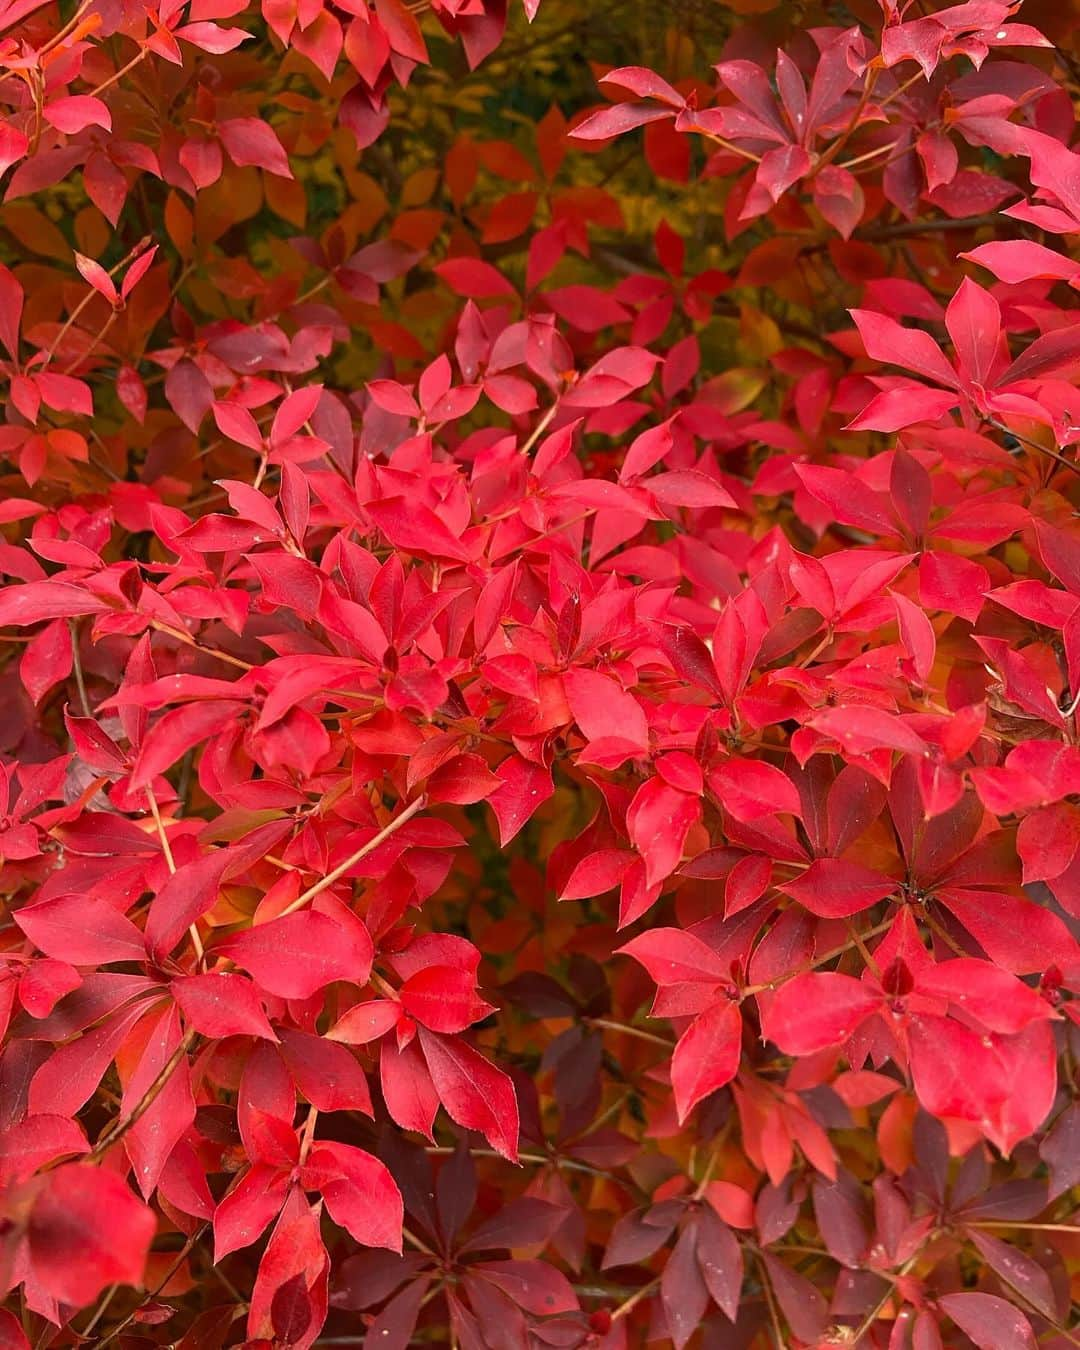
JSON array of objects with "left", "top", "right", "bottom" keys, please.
[{"left": 1, "top": 0, "right": 1080, "bottom": 1344}]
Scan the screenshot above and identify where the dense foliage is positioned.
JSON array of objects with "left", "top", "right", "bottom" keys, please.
[{"left": 1, "top": 0, "right": 1079, "bottom": 1344}]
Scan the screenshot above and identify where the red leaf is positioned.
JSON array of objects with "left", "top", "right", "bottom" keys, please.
[
  {"left": 937, "top": 1292, "right": 1036, "bottom": 1350},
  {"left": 460, "top": 1198, "right": 568, "bottom": 1253},
  {"left": 246, "top": 1189, "right": 329, "bottom": 1350},
  {"left": 0, "top": 124, "right": 27, "bottom": 180},
  {"left": 364, "top": 496, "right": 472, "bottom": 562},
  {"left": 0, "top": 581, "right": 107, "bottom": 626},
  {"left": 766, "top": 973, "right": 881, "bottom": 1054},
  {"left": 560, "top": 848, "right": 634, "bottom": 900},
  {"left": 479, "top": 1259, "right": 579, "bottom": 1316},
  {"left": 599, "top": 66, "right": 685, "bottom": 106},
  {"left": 328, "top": 999, "right": 402, "bottom": 1044},
  {"left": 563, "top": 667, "right": 648, "bottom": 752},
  {"left": 218, "top": 117, "right": 293, "bottom": 178},
  {"left": 962, "top": 239, "right": 1080, "bottom": 286},
  {"left": 27, "top": 1164, "right": 156, "bottom": 1307},
  {"left": 74, "top": 252, "right": 118, "bottom": 304},
  {"left": 380, "top": 1038, "right": 440, "bottom": 1139},
  {"left": 17, "top": 958, "right": 81, "bottom": 1017},
  {"left": 300, "top": 1141, "right": 403, "bottom": 1250},
  {"left": 647, "top": 468, "right": 737, "bottom": 510},
  {"left": 145, "top": 850, "right": 232, "bottom": 960},
  {"left": 171, "top": 972, "right": 277, "bottom": 1040},
  {"left": 20, "top": 618, "right": 74, "bottom": 706},
  {"left": 374, "top": 0, "right": 427, "bottom": 61},
  {"left": 1001, "top": 323, "right": 1080, "bottom": 384},
  {"left": 164, "top": 360, "right": 213, "bottom": 433},
  {"left": 0, "top": 1310, "right": 29, "bottom": 1350},
  {"left": 1017, "top": 802, "right": 1080, "bottom": 883},
  {"left": 417, "top": 1029, "right": 519, "bottom": 1160},
  {"left": 175, "top": 20, "right": 251, "bottom": 50},
  {"left": 849, "top": 309, "right": 958, "bottom": 387},
  {"left": 367, "top": 379, "right": 420, "bottom": 418},
  {"left": 945, "top": 277, "right": 1002, "bottom": 385},
  {"left": 400, "top": 965, "right": 495, "bottom": 1033},
  {"left": 0, "top": 263, "right": 22, "bottom": 364},
  {"left": 777, "top": 858, "right": 897, "bottom": 918},
  {"left": 966, "top": 1231, "right": 1059, "bottom": 1322},
  {"left": 434, "top": 258, "right": 516, "bottom": 299},
  {"left": 661, "top": 1225, "right": 709, "bottom": 1350},
  {"left": 278, "top": 1028, "right": 373, "bottom": 1113},
  {"left": 570, "top": 105, "right": 675, "bottom": 140},
  {"left": 0, "top": 1115, "right": 89, "bottom": 1185},
  {"left": 627, "top": 776, "right": 700, "bottom": 889},
  {"left": 120, "top": 245, "right": 158, "bottom": 302},
  {"left": 15, "top": 894, "right": 146, "bottom": 965},
  {"left": 131, "top": 701, "right": 248, "bottom": 790},
  {"left": 671, "top": 999, "right": 742, "bottom": 1122},
  {"left": 696, "top": 1207, "right": 743, "bottom": 1321},
  {"left": 212, "top": 400, "right": 264, "bottom": 451},
  {"left": 909, "top": 1017, "right": 1056, "bottom": 1155},
  {"left": 43, "top": 95, "right": 111, "bottom": 134},
  {"left": 617, "top": 927, "right": 729, "bottom": 985},
  {"left": 710, "top": 758, "right": 800, "bottom": 822},
  {"left": 217, "top": 910, "right": 374, "bottom": 999},
  {"left": 916, "top": 959, "right": 1057, "bottom": 1035},
  {"left": 808, "top": 706, "right": 929, "bottom": 757},
  {"left": 488, "top": 755, "right": 554, "bottom": 845},
  {"left": 214, "top": 1165, "right": 291, "bottom": 1260},
  {"left": 119, "top": 1018, "right": 193, "bottom": 1202}
]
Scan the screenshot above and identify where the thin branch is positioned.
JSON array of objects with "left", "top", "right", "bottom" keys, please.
[
  {"left": 40, "top": 238, "right": 151, "bottom": 369},
  {"left": 755, "top": 1253, "right": 785, "bottom": 1349},
  {"left": 855, "top": 213, "right": 1001, "bottom": 242},
  {"left": 876, "top": 70, "right": 925, "bottom": 110},
  {"left": 62, "top": 310, "right": 117, "bottom": 376},
  {"left": 698, "top": 130, "right": 762, "bottom": 164},
  {"left": 740, "top": 919, "right": 892, "bottom": 996},
  {"left": 80, "top": 1285, "right": 118, "bottom": 1337},
  {"left": 87, "top": 45, "right": 149, "bottom": 100},
  {"left": 611, "top": 1276, "right": 660, "bottom": 1322},
  {"left": 586, "top": 1017, "right": 674, "bottom": 1048},
  {"left": 276, "top": 795, "right": 427, "bottom": 918},
  {"left": 849, "top": 1252, "right": 920, "bottom": 1344},
  {"left": 90, "top": 1027, "right": 196, "bottom": 1158},
  {"left": 402, "top": 1224, "right": 439, "bottom": 1258},
  {"left": 814, "top": 68, "right": 879, "bottom": 175},
  {"left": 299, "top": 1104, "right": 319, "bottom": 1163},
  {"left": 988, "top": 419, "right": 1080, "bottom": 481},
  {"left": 520, "top": 400, "right": 560, "bottom": 456},
  {"left": 970, "top": 1221, "right": 1080, "bottom": 1233},
  {"left": 149, "top": 619, "right": 255, "bottom": 671},
  {"left": 95, "top": 1225, "right": 210, "bottom": 1350},
  {"left": 146, "top": 785, "right": 204, "bottom": 965},
  {"left": 68, "top": 620, "right": 92, "bottom": 716},
  {"left": 838, "top": 138, "right": 901, "bottom": 171}
]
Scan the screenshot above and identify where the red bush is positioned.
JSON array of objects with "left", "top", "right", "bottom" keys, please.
[{"left": 0, "top": 0, "right": 1079, "bottom": 1345}]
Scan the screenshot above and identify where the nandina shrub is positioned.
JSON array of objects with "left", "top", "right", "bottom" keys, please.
[{"left": 1, "top": 0, "right": 1080, "bottom": 1346}]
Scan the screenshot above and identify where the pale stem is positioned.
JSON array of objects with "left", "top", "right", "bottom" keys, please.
[
  {"left": 145, "top": 785, "right": 204, "bottom": 965},
  {"left": 276, "top": 795, "right": 428, "bottom": 918},
  {"left": 520, "top": 399, "right": 560, "bottom": 456},
  {"left": 87, "top": 46, "right": 148, "bottom": 100},
  {"left": 611, "top": 1276, "right": 660, "bottom": 1322}
]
